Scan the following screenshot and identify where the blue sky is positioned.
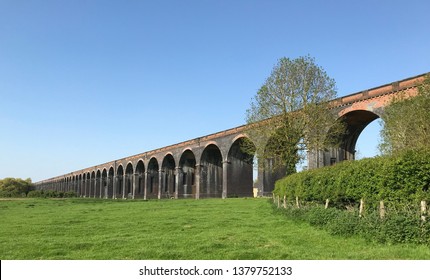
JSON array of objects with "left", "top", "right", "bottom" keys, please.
[{"left": 1, "top": 0, "right": 429, "bottom": 182}]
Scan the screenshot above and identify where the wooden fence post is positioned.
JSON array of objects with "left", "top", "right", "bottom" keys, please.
[
  {"left": 277, "top": 195, "right": 280, "bottom": 208},
  {"left": 325, "top": 199, "right": 330, "bottom": 209},
  {"left": 359, "top": 199, "right": 365, "bottom": 218},
  {"left": 283, "top": 195, "right": 287, "bottom": 209},
  {"left": 379, "top": 200, "right": 385, "bottom": 219},
  {"left": 421, "top": 200, "right": 427, "bottom": 222},
  {"left": 296, "top": 196, "right": 300, "bottom": 209}
]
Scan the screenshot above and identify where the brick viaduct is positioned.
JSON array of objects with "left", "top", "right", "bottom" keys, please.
[{"left": 34, "top": 73, "right": 427, "bottom": 199}]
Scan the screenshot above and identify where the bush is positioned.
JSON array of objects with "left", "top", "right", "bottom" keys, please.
[
  {"left": 274, "top": 149, "right": 430, "bottom": 204},
  {"left": 0, "top": 178, "right": 34, "bottom": 197},
  {"left": 27, "top": 190, "right": 77, "bottom": 198},
  {"left": 277, "top": 203, "right": 430, "bottom": 245},
  {"left": 307, "top": 206, "right": 338, "bottom": 228},
  {"left": 326, "top": 210, "right": 360, "bottom": 236}
]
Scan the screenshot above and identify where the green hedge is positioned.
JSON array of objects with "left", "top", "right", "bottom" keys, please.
[
  {"left": 27, "top": 190, "right": 77, "bottom": 198},
  {"left": 274, "top": 204, "right": 430, "bottom": 245},
  {"left": 274, "top": 149, "right": 430, "bottom": 206}
]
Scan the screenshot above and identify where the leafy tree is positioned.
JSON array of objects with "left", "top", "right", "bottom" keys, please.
[
  {"left": 0, "top": 178, "right": 33, "bottom": 197},
  {"left": 379, "top": 74, "right": 430, "bottom": 154},
  {"left": 245, "top": 55, "right": 344, "bottom": 174}
]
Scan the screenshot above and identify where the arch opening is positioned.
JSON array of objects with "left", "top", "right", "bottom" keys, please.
[
  {"left": 101, "top": 169, "right": 108, "bottom": 199},
  {"left": 125, "top": 163, "right": 134, "bottom": 198},
  {"left": 90, "top": 171, "right": 96, "bottom": 198},
  {"left": 78, "top": 174, "right": 82, "bottom": 197},
  {"left": 261, "top": 135, "right": 290, "bottom": 196},
  {"left": 108, "top": 167, "right": 114, "bottom": 198},
  {"left": 179, "top": 150, "right": 196, "bottom": 198},
  {"left": 227, "top": 137, "right": 256, "bottom": 197},
  {"left": 96, "top": 170, "right": 101, "bottom": 198},
  {"left": 147, "top": 158, "right": 159, "bottom": 199},
  {"left": 200, "top": 144, "right": 223, "bottom": 198},
  {"left": 337, "top": 110, "right": 380, "bottom": 162},
  {"left": 135, "top": 161, "right": 145, "bottom": 198},
  {"left": 161, "top": 155, "right": 176, "bottom": 198},
  {"left": 85, "top": 173, "right": 91, "bottom": 197},
  {"left": 116, "top": 165, "right": 124, "bottom": 198}
]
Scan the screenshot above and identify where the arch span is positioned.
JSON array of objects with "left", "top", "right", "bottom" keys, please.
[
  {"left": 116, "top": 165, "right": 124, "bottom": 199},
  {"left": 147, "top": 158, "right": 159, "bottom": 199},
  {"left": 108, "top": 167, "right": 114, "bottom": 198},
  {"left": 227, "top": 137, "right": 255, "bottom": 197},
  {"left": 125, "top": 163, "right": 134, "bottom": 199},
  {"left": 135, "top": 160, "right": 145, "bottom": 198},
  {"left": 338, "top": 110, "right": 380, "bottom": 161},
  {"left": 179, "top": 150, "right": 196, "bottom": 198},
  {"left": 161, "top": 154, "right": 176, "bottom": 198},
  {"left": 200, "top": 144, "right": 223, "bottom": 198}
]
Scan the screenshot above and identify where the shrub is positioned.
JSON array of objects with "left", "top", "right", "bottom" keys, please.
[
  {"left": 307, "top": 206, "right": 338, "bottom": 228},
  {"left": 275, "top": 149, "right": 430, "bottom": 204},
  {"left": 27, "top": 190, "right": 77, "bottom": 198},
  {"left": 275, "top": 201, "right": 430, "bottom": 246},
  {"left": 326, "top": 210, "right": 360, "bottom": 237},
  {"left": 0, "top": 178, "right": 34, "bottom": 197}
]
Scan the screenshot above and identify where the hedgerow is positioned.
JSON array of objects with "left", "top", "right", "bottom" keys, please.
[
  {"left": 273, "top": 203, "right": 430, "bottom": 245},
  {"left": 273, "top": 149, "right": 430, "bottom": 245},
  {"left": 274, "top": 149, "right": 430, "bottom": 205},
  {"left": 26, "top": 190, "right": 77, "bottom": 198}
]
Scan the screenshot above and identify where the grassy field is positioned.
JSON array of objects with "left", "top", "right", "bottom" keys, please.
[{"left": 0, "top": 198, "right": 429, "bottom": 260}]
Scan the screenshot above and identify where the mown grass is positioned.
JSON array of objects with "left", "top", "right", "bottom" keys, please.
[{"left": 0, "top": 198, "right": 429, "bottom": 260}]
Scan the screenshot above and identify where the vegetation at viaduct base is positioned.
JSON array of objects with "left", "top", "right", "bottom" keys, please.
[
  {"left": 274, "top": 140, "right": 430, "bottom": 245},
  {"left": 0, "top": 177, "right": 77, "bottom": 198},
  {"left": 275, "top": 149, "right": 430, "bottom": 204},
  {"left": 0, "top": 178, "right": 34, "bottom": 197},
  {"left": 272, "top": 74, "right": 430, "bottom": 245},
  {"left": 273, "top": 149, "right": 430, "bottom": 245}
]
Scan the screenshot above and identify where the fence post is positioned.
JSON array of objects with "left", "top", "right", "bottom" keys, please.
[
  {"left": 277, "top": 196, "right": 280, "bottom": 208},
  {"left": 359, "top": 199, "right": 365, "bottom": 218},
  {"left": 379, "top": 200, "right": 385, "bottom": 219},
  {"left": 325, "top": 199, "right": 330, "bottom": 209},
  {"left": 421, "top": 200, "right": 427, "bottom": 222},
  {"left": 272, "top": 193, "right": 275, "bottom": 203},
  {"left": 296, "top": 196, "right": 300, "bottom": 209},
  {"left": 283, "top": 195, "right": 287, "bottom": 209}
]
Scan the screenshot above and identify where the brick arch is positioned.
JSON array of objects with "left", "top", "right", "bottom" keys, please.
[
  {"left": 200, "top": 144, "right": 223, "bottom": 198},
  {"left": 107, "top": 166, "right": 115, "bottom": 198},
  {"left": 227, "top": 136, "right": 256, "bottom": 197},
  {"left": 337, "top": 109, "right": 380, "bottom": 161},
  {"left": 147, "top": 157, "right": 159, "bottom": 199},
  {"left": 134, "top": 160, "right": 145, "bottom": 198},
  {"left": 116, "top": 164, "right": 124, "bottom": 198},
  {"left": 161, "top": 154, "right": 176, "bottom": 198},
  {"left": 124, "top": 162, "right": 134, "bottom": 198},
  {"left": 179, "top": 149, "right": 197, "bottom": 198},
  {"left": 95, "top": 169, "right": 102, "bottom": 198}
]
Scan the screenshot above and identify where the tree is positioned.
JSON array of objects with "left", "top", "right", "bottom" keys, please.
[
  {"left": 379, "top": 74, "right": 430, "bottom": 154},
  {"left": 244, "top": 55, "right": 344, "bottom": 175},
  {"left": 0, "top": 178, "right": 33, "bottom": 197}
]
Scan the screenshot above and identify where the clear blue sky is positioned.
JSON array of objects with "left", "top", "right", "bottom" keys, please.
[{"left": 1, "top": 0, "right": 429, "bottom": 182}]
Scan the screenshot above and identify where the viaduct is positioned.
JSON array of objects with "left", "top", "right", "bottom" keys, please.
[{"left": 34, "top": 73, "right": 427, "bottom": 199}]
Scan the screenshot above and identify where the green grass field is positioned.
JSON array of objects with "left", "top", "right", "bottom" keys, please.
[{"left": 1, "top": 198, "right": 429, "bottom": 260}]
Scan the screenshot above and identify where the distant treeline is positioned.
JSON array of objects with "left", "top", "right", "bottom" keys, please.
[
  {"left": 0, "top": 178, "right": 76, "bottom": 198},
  {"left": 0, "top": 178, "right": 34, "bottom": 197}
]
